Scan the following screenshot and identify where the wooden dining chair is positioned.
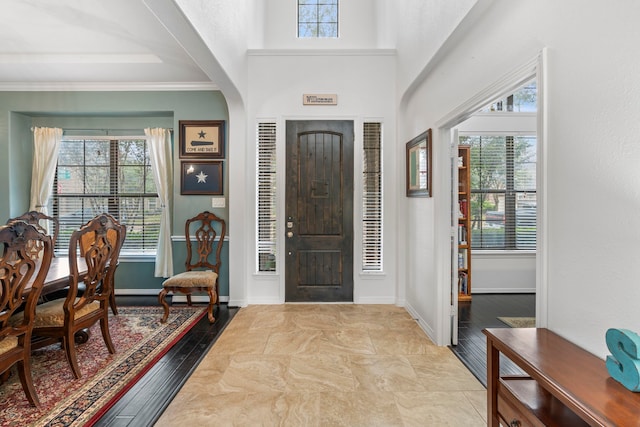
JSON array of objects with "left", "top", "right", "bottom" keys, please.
[
  {"left": 78, "top": 218, "right": 126, "bottom": 316},
  {"left": 6, "top": 210, "right": 59, "bottom": 259},
  {"left": 0, "top": 221, "right": 53, "bottom": 408},
  {"left": 159, "top": 211, "right": 226, "bottom": 324},
  {"left": 29, "top": 213, "right": 124, "bottom": 379}
]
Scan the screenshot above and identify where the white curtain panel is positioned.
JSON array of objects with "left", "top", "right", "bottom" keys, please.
[
  {"left": 146, "top": 128, "right": 174, "bottom": 277},
  {"left": 30, "top": 127, "right": 62, "bottom": 215}
]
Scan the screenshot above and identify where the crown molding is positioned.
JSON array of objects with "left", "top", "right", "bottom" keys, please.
[
  {"left": 0, "top": 81, "right": 219, "bottom": 92},
  {"left": 247, "top": 48, "right": 396, "bottom": 56}
]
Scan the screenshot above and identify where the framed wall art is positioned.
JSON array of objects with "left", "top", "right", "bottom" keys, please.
[
  {"left": 179, "top": 120, "right": 225, "bottom": 159},
  {"left": 406, "top": 129, "right": 432, "bottom": 197},
  {"left": 180, "top": 161, "right": 223, "bottom": 195}
]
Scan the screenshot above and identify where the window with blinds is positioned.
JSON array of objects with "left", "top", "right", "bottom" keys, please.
[
  {"left": 362, "top": 122, "right": 383, "bottom": 271},
  {"left": 52, "top": 137, "right": 160, "bottom": 254},
  {"left": 256, "top": 122, "right": 277, "bottom": 272},
  {"left": 461, "top": 135, "right": 536, "bottom": 250}
]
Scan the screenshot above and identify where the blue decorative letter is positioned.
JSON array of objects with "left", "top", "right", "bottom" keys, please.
[{"left": 606, "top": 328, "right": 640, "bottom": 392}]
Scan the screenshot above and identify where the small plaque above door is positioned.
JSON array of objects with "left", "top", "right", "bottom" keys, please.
[{"left": 303, "top": 94, "right": 338, "bottom": 105}]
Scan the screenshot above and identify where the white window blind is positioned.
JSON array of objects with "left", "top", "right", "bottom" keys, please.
[
  {"left": 256, "top": 122, "right": 277, "bottom": 272},
  {"left": 461, "top": 135, "right": 536, "bottom": 250},
  {"left": 52, "top": 137, "right": 160, "bottom": 254},
  {"left": 362, "top": 122, "right": 383, "bottom": 271}
]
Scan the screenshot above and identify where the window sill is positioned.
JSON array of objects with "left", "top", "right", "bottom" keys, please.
[
  {"left": 473, "top": 250, "right": 535, "bottom": 259},
  {"left": 119, "top": 253, "right": 157, "bottom": 262},
  {"left": 360, "top": 271, "right": 386, "bottom": 278}
]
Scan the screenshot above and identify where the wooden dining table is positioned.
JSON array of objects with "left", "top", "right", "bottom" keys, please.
[{"left": 40, "top": 256, "right": 88, "bottom": 297}]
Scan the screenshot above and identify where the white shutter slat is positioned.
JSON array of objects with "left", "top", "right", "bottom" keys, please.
[
  {"left": 256, "top": 123, "right": 277, "bottom": 272},
  {"left": 362, "top": 122, "right": 382, "bottom": 271}
]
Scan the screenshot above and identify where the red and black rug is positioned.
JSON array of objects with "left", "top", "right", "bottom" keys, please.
[{"left": 0, "top": 306, "right": 205, "bottom": 427}]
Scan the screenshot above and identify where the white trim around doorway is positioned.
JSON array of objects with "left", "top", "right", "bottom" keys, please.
[{"left": 432, "top": 49, "right": 548, "bottom": 346}]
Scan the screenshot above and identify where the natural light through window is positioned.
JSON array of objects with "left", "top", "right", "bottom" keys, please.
[
  {"left": 462, "top": 79, "right": 538, "bottom": 251},
  {"left": 52, "top": 137, "right": 160, "bottom": 255},
  {"left": 298, "top": 0, "right": 338, "bottom": 38},
  {"left": 362, "top": 122, "right": 383, "bottom": 272},
  {"left": 256, "top": 122, "right": 277, "bottom": 272},
  {"left": 479, "top": 81, "right": 537, "bottom": 113}
]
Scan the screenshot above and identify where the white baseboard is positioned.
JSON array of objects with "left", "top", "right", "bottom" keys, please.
[
  {"left": 354, "top": 296, "right": 397, "bottom": 304},
  {"left": 404, "top": 303, "right": 437, "bottom": 345},
  {"left": 472, "top": 288, "right": 536, "bottom": 294}
]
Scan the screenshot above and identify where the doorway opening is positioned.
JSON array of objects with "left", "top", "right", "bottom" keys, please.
[{"left": 441, "top": 53, "right": 546, "bottom": 383}]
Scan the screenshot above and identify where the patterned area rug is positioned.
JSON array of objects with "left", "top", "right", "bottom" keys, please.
[
  {"left": 0, "top": 306, "right": 205, "bottom": 427},
  {"left": 497, "top": 316, "right": 536, "bottom": 328}
]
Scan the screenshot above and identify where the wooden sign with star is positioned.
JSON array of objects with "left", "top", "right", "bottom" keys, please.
[{"left": 179, "top": 120, "right": 225, "bottom": 159}]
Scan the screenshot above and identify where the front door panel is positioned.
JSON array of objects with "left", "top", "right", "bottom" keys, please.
[{"left": 285, "top": 120, "right": 354, "bottom": 302}]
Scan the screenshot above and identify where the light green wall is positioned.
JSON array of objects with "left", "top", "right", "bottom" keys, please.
[{"left": 0, "top": 90, "right": 231, "bottom": 295}]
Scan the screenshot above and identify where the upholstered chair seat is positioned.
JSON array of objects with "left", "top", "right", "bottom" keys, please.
[
  {"left": 14, "top": 299, "right": 100, "bottom": 328},
  {"left": 162, "top": 271, "right": 218, "bottom": 288},
  {"left": 0, "top": 337, "right": 19, "bottom": 355}
]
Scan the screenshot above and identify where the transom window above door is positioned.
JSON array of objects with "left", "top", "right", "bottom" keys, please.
[{"left": 298, "top": 0, "right": 338, "bottom": 38}]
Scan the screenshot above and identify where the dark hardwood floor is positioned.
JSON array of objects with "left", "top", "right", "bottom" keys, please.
[
  {"left": 94, "top": 297, "right": 238, "bottom": 427},
  {"left": 450, "top": 293, "right": 536, "bottom": 387}
]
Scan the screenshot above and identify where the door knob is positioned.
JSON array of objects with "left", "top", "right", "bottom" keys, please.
[{"left": 287, "top": 231, "right": 293, "bottom": 238}]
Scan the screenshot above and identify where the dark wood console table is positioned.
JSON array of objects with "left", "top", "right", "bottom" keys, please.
[{"left": 484, "top": 327, "right": 640, "bottom": 426}]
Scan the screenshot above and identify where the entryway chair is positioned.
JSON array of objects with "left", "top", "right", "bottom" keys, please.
[
  {"left": 29, "top": 214, "right": 125, "bottom": 379},
  {"left": 159, "top": 211, "right": 226, "bottom": 324},
  {"left": 0, "top": 221, "right": 53, "bottom": 407}
]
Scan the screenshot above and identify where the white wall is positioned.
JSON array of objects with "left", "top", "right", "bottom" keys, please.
[
  {"left": 240, "top": 0, "right": 402, "bottom": 305},
  {"left": 174, "top": 0, "right": 249, "bottom": 100},
  {"left": 245, "top": 51, "right": 398, "bottom": 304},
  {"left": 394, "top": 0, "right": 477, "bottom": 96},
  {"left": 473, "top": 252, "right": 535, "bottom": 293},
  {"left": 257, "top": 0, "right": 385, "bottom": 49},
  {"left": 399, "top": 0, "right": 640, "bottom": 357}
]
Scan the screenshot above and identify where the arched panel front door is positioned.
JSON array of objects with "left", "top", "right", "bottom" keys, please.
[{"left": 285, "top": 120, "right": 354, "bottom": 302}]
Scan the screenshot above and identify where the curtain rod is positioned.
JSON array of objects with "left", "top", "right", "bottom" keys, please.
[{"left": 30, "top": 127, "right": 173, "bottom": 132}]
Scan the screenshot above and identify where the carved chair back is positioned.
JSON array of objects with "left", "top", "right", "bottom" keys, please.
[
  {"left": 66, "top": 213, "right": 124, "bottom": 313},
  {"left": 0, "top": 221, "right": 53, "bottom": 407},
  {"left": 6, "top": 211, "right": 59, "bottom": 258},
  {"left": 185, "top": 211, "right": 226, "bottom": 274}
]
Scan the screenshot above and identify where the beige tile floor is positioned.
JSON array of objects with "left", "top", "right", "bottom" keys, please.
[{"left": 156, "top": 304, "right": 487, "bottom": 426}]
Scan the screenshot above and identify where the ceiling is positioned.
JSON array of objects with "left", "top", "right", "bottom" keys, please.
[{"left": 0, "top": 0, "right": 214, "bottom": 90}]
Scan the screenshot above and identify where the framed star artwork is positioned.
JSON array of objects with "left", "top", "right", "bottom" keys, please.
[
  {"left": 179, "top": 120, "right": 225, "bottom": 159},
  {"left": 180, "top": 161, "right": 223, "bottom": 195}
]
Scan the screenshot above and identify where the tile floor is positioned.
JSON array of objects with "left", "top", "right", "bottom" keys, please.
[{"left": 156, "top": 304, "right": 487, "bottom": 426}]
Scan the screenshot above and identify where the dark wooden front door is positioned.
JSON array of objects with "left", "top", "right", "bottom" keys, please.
[{"left": 285, "top": 120, "right": 354, "bottom": 302}]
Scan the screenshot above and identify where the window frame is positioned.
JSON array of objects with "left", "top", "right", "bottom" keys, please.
[
  {"left": 297, "top": 0, "right": 339, "bottom": 38},
  {"left": 461, "top": 133, "right": 537, "bottom": 251},
  {"left": 256, "top": 122, "right": 278, "bottom": 273},
  {"left": 51, "top": 135, "right": 160, "bottom": 256},
  {"left": 362, "top": 122, "right": 383, "bottom": 272}
]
